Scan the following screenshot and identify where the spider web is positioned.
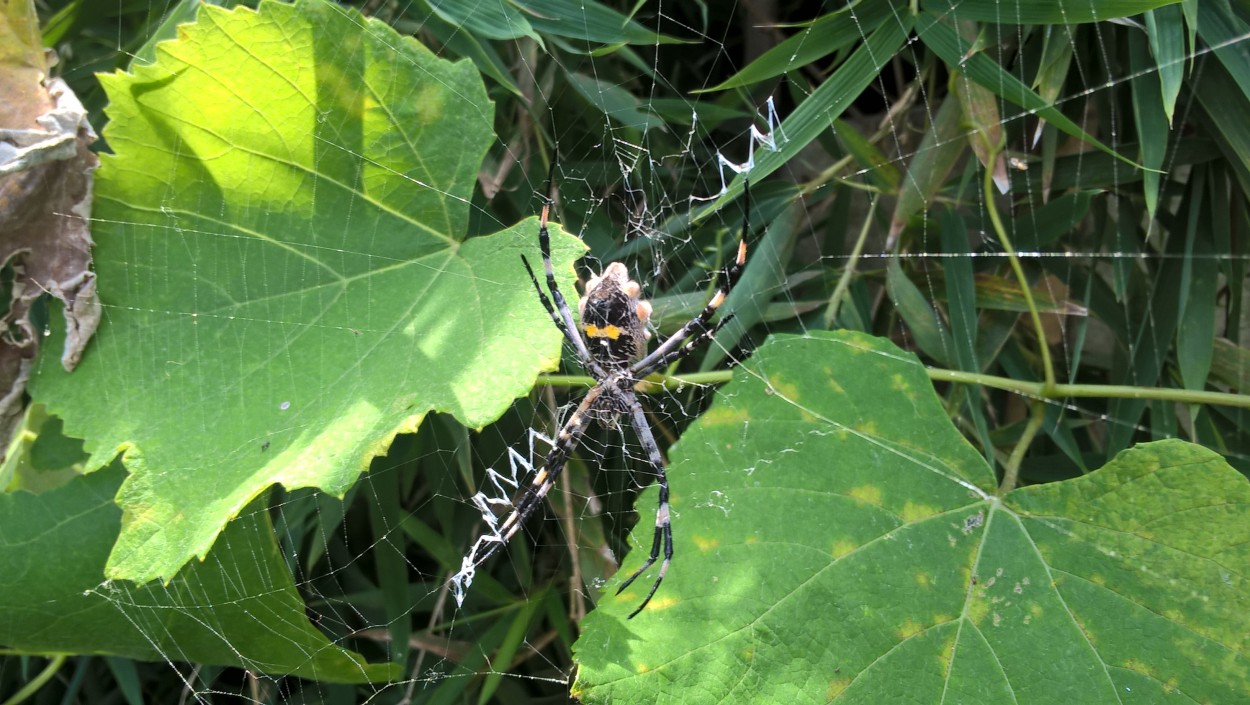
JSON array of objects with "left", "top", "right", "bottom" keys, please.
[{"left": 5, "top": 0, "right": 1250, "bottom": 703}]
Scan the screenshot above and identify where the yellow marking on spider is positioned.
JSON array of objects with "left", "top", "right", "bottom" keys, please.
[
  {"left": 532, "top": 468, "right": 548, "bottom": 486},
  {"left": 583, "top": 324, "right": 622, "bottom": 340},
  {"left": 692, "top": 535, "right": 719, "bottom": 552}
]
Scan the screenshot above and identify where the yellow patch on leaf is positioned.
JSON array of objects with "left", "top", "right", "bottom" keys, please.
[
  {"left": 854, "top": 420, "right": 880, "bottom": 437},
  {"left": 890, "top": 372, "right": 909, "bottom": 392},
  {"left": 700, "top": 405, "right": 750, "bottom": 426},
  {"left": 827, "top": 376, "right": 845, "bottom": 395},
  {"left": 767, "top": 374, "right": 799, "bottom": 401},
  {"left": 895, "top": 619, "right": 923, "bottom": 640},
  {"left": 848, "top": 484, "right": 884, "bottom": 506},
  {"left": 914, "top": 570, "right": 932, "bottom": 588},
  {"left": 967, "top": 595, "right": 990, "bottom": 624},
  {"left": 826, "top": 677, "right": 852, "bottom": 700},
  {"left": 832, "top": 538, "right": 859, "bottom": 559},
  {"left": 692, "top": 535, "right": 720, "bottom": 552},
  {"left": 647, "top": 595, "right": 679, "bottom": 611},
  {"left": 900, "top": 501, "right": 939, "bottom": 522}
]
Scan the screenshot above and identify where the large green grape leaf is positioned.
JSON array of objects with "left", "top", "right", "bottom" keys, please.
[
  {"left": 28, "top": 0, "right": 581, "bottom": 583},
  {"left": 574, "top": 331, "right": 1250, "bottom": 704},
  {"left": 0, "top": 464, "right": 398, "bottom": 682}
]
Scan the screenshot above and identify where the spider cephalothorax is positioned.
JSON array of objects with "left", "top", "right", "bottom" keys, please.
[{"left": 452, "top": 182, "right": 751, "bottom": 618}]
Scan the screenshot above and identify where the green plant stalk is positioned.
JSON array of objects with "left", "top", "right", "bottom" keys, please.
[
  {"left": 927, "top": 367, "right": 1250, "bottom": 408},
  {"left": 539, "top": 367, "right": 1250, "bottom": 410},
  {"left": 1000, "top": 401, "right": 1046, "bottom": 495},
  {"left": 802, "top": 163, "right": 885, "bottom": 196},
  {"left": 983, "top": 144, "right": 1057, "bottom": 392},
  {"left": 1, "top": 655, "right": 65, "bottom": 705},
  {"left": 824, "top": 195, "right": 879, "bottom": 328}
]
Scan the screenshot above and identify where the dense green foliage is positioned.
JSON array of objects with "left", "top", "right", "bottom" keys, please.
[{"left": 4, "top": 0, "right": 1248, "bottom": 702}]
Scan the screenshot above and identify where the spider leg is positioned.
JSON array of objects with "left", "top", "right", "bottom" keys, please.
[
  {"left": 643, "top": 312, "right": 738, "bottom": 373},
  {"left": 529, "top": 204, "right": 606, "bottom": 378},
  {"left": 521, "top": 253, "right": 602, "bottom": 377},
  {"left": 457, "top": 387, "right": 600, "bottom": 578},
  {"left": 616, "top": 396, "right": 673, "bottom": 619},
  {"left": 632, "top": 178, "right": 752, "bottom": 378}
]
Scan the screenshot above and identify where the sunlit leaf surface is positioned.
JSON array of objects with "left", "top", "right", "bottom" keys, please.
[
  {"left": 29, "top": 0, "right": 582, "bottom": 584},
  {"left": 575, "top": 331, "right": 1250, "bottom": 704}
]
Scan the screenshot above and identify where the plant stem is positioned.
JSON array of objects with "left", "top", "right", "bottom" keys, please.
[
  {"left": 982, "top": 144, "right": 1057, "bottom": 392},
  {"left": 2, "top": 655, "right": 65, "bottom": 705},
  {"left": 927, "top": 367, "right": 1250, "bottom": 408},
  {"left": 1000, "top": 402, "right": 1045, "bottom": 494},
  {"left": 824, "top": 195, "right": 879, "bottom": 328},
  {"left": 537, "top": 367, "right": 1250, "bottom": 409}
]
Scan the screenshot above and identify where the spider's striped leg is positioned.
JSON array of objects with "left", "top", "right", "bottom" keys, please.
[
  {"left": 456, "top": 387, "right": 601, "bottom": 578},
  {"left": 616, "top": 397, "right": 674, "bottom": 619},
  {"left": 642, "top": 312, "right": 738, "bottom": 375},
  {"left": 529, "top": 204, "right": 603, "bottom": 376},
  {"left": 632, "top": 179, "right": 751, "bottom": 378},
  {"left": 522, "top": 253, "right": 602, "bottom": 377}
]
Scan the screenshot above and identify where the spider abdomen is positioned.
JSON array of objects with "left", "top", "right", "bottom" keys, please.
[{"left": 579, "top": 262, "right": 652, "bottom": 369}]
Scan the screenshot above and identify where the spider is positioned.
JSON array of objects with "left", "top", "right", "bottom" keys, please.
[{"left": 451, "top": 178, "right": 751, "bottom": 619}]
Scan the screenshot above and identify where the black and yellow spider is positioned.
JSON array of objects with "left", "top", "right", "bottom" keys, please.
[{"left": 453, "top": 179, "right": 750, "bottom": 618}]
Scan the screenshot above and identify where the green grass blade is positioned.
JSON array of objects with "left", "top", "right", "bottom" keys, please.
[
  {"left": 701, "top": 0, "right": 896, "bottom": 91},
  {"left": 1129, "top": 30, "right": 1170, "bottom": 217},
  {"left": 923, "top": 0, "right": 1180, "bottom": 23},
  {"left": 694, "top": 15, "right": 913, "bottom": 221},
  {"left": 917, "top": 12, "right": 1140, "bottom": 168},
  {"left": 1145, "top": 4, "right": 1186, "bottom": 125},
  {"left": 887, "top": 259, "right": 952, "bottom": 365}
]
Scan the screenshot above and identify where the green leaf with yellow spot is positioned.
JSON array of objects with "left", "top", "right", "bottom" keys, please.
[{"left": 573, "top": 330, "right": 1250, "bottom": 704}]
